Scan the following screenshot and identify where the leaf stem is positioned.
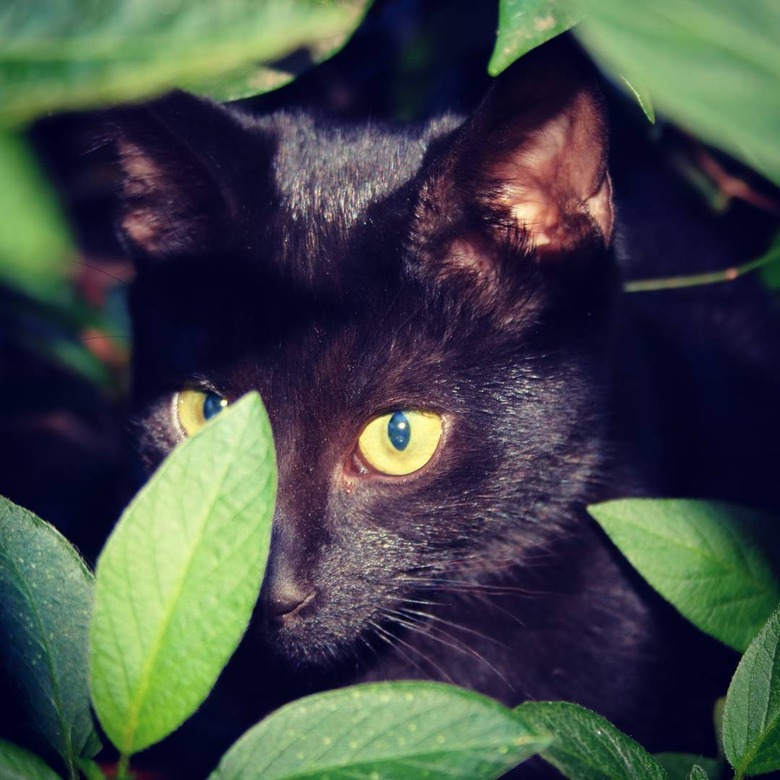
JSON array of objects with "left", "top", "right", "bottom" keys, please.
[
  {"left": 115, "top": 754, "right": 132, "bottom": 780},
  {"left": 623, "top": 247, "right": 779, "bottom": 293}
]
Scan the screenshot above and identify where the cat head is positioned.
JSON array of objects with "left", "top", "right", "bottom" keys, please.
[{"left": 110, "top": 39, "right": 616, "bottom": 667}]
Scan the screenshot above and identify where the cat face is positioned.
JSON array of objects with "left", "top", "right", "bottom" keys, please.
[{"left": 115, "top": 41, "right": 617, "bottom": 668}]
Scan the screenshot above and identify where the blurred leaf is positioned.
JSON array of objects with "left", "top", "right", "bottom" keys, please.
[
  {"left": 589, "top": 499, "right": 780, "bottom": 652},
  {"left": 515, "top": 701, "right": 665, "bottom": 779},
  {"left": 688, "top": 767, "right": 709, "bottom": 780},
  {"left": 77, "top": 758, "right": 108, "bottom": 780},
  {"left": 0, "top": 130, "right": 72, "bottom": 302},
  {"left": 574, "top": 0, "right": 780, "bottom": 186},
  {"left": 723, "top": 605, "right": 780, "bottom": 777},
  {"left": 489, "top": 0, "right": 577, "bottom": 75},
  {"left": 0, "top": 0, "right": 370, "bottom": 127},
  {"left": 619, "top": 75, "right": 655, "bottom": 123},
  {"left": 758, "top": 231, "right": 780, "bottom": 290},
  {"left": 90, "top": 393, "right": 276, "bottom": 757},
  {"left": 211, "top": 682, "right": 548, "bottom": 780},
  {"left": 0, "top": 497, "right": 98, "bottom": 776},
  {"left": 655, "top": 753, "right": 723, "bottom": 780},
  {"left": 0, "top": 740, "right": 62, "bottom": 780}
]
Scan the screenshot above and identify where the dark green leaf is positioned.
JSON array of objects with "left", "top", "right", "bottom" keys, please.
[
  {"left": 655, "top": 753, "right": 723, "bottom": 780},
  {"left": 0, "top": 740, "right": 62, "bottom": 780},
  {"left": 0, "top": 130, "right": 72, "bottom": 303},
  {"left": 573, "top": 0, "right": 780, "bottom": 186},
  {"left": 210, "top": 682, "right": 548, "bottom": 780},
  {"left": 489, "top": 0, "right": 578, "bottom": 75},
  {"left": 0, "top": 0, "right": 370, "bottom": 127},
  {"left": 515, "top": 701, "right": 665, "bottom": 780},
  {"left": 588, "top": 499, "right": 780, "bottom": 651},
  {"left": 90, "top": 393, "right": 276, "bottom": 757},
  {"left": 723, "top": 605, "right": 780, "bottom": 777},
  {"left": 0, "top": 497, "right": 98, "bottom": 774},
  {"left": 758, "top": 232, "right": 780, "bottom": 290}
]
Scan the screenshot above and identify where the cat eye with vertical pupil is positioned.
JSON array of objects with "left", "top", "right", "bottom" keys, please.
[
  {"left": 357, "top": 410, "right": 443, "bottom": 476},
  {"left": 176, "top": 388, "right": 228, "bottom": 436}
]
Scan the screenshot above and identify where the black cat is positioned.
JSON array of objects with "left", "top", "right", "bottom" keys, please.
[{"left": 109, "top": 40, "right": 778, "bottom": 776}]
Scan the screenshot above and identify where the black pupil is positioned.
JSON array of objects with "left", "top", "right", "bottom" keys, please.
[{"left": 203, "top": 392, "right": 226, "bottom": 420}]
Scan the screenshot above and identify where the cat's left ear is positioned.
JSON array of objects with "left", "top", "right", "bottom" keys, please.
[
  {"left": 105, "top": 91, "right": 274, "bottom": 264},
  {"left": 415, "top": 38, "right": 612, "bottom": 274}
]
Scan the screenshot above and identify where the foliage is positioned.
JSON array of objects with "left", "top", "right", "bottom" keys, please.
[
  {"left": 90, "top": 393, "right": 275, "bottom": 759},
  {"left": 589, "top": 500, "right": 780, "bottom": 652},
  {"left": 1, "top": 1, "right": 780, "bottom": 779},
  {"left": 1, "top": 401, "right": 779, "bottom": 778}
]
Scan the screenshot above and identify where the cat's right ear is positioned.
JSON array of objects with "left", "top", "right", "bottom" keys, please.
[
  {"left": 412, "top": 38, "right": 613, "bottom": 294},
  {"left": 105, "top": 91, "right": 273, "bottom": 262}
]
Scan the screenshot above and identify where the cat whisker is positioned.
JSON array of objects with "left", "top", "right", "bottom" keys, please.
[
  {"left": 367, "top": 617, "right": 455, "bottom": 685},
  {"left": 379, "top": 606, "right": 514, "bottom": 691}
]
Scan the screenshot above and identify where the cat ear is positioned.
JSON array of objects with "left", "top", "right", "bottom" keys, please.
[
  {"left": 107, "top": 91, "right": 272, "bottom": 261},
  {"left": 416, "top": 39, "right": 612, "bottom": 272}
]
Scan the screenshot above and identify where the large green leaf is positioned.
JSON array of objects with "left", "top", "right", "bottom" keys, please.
[
  {"left": 0, "top": 740, "right": 63, "bottom": 780},
  {"left": 0, "top": 497, "right": 98, "bottom": 776},
  {"left": 0, "top": 131, "right": 72, "bottom": 303},
  {"left": 210, "top": 682, "right": 548, "bottom": 780},
  {"left": 89, "top": 392, "right": 276, "bottom": 757},
  {"left": 489, "top": 0, "right": 578, "bottom": 75},
  {"left": 589, "top": 499, "right": 780, "bottom": 652},
  {"left": 0, "top": 0, "right": 370, "bottom": 128},
  {"left": 574, "top": 0, "right": 780, "bottom": 186},
  {"left": 722, "top": 605, "right": 780, "bottom": 777},
  {"left": 515, "top": 702, "right": 666, "bottom": 780}
]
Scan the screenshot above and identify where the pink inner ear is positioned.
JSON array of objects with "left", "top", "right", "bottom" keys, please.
[
  {"left": 488, "top": 90, "right": 613, "bottom": 256},
  {"left": 118, "top": 139, "right": 170, "bottom": 253}
]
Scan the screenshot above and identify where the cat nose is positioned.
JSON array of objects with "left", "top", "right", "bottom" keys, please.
[{"left": 267, "top": 581, "right": 315, "bottom": 622}]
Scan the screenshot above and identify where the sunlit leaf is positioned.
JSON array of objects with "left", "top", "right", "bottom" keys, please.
[
  {"left": 90, "top": 393, "right": 276, "bottom": 757},
  {"left": 589, "top": 499, "right": 780, "bottom": 651},
  {"left": 211, "top": 682, "right": 548, "bottom": 780}
]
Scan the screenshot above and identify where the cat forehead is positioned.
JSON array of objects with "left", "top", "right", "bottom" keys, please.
[{"left": 251, "top": 111, "right": 462, "bottom": 224}]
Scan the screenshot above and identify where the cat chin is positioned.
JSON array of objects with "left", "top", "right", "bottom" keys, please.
[{"left": 257, "top": 621, "right": 368, "bottom": 669}]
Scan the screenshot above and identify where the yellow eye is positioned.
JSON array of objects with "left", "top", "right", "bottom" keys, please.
[
  {"left": 176, "top": 388, "right": 228, "bottom": 436},
  {"left": 357, "top": 410, "right": 442, "bottom": 476}
]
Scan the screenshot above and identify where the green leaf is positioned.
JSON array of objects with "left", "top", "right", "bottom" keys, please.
[
  {"left": 619, "top": 75, "right": 655, "bottom": 124},
  {"left": 210, "top": 682, "right": 548, "bottom": 780},
  {"left": 655, "top": 753, "right": 723, "bottom": 780},
  {"left": 0, "top": 0, "right": 370, "bottom": 127},
  {"left": 573, "top": 0, "right": 780, "bottom": 186},
  {"left": 489, "top": 0, "right": 578, "bottom": 75},
  {"left": 588, "top": 499, "right": 780, "bottom": 652},
  {"left": 89, "top": 392, "right": 276, "bottom": 757},
  {"left": 0, "top": 497, "right": 98, "bottom": 775},
  {"left": 0, "top": 130, "right": 72, "bottom": 303},
  {"left": 722, "top": 605, "right": 780, "bottom": 777},
  {"left": 0, "top": 740, "right": 62, "bottom": 780},
  {"left": 688, "top": 767, "right": 708, "bottom": 780},
  {"left": 758, "top": 231, "right": 780, "bottom": 291},
  {"left": 515, "top": 701, "right": 666, "bottom": 780},
  {"left": 77, "top": 758, "right": 108, "bottom": 780}
]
